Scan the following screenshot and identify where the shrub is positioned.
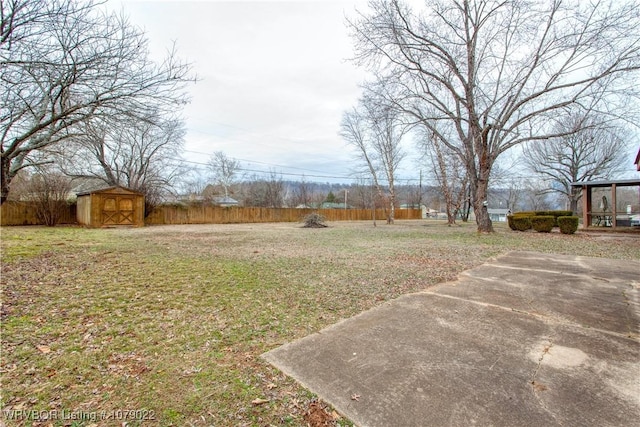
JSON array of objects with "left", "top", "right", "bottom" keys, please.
[
  {"left": 537, "top": 210, "right": 573, "bottom": 217},
  {"left": 558, "top": 216, "right": 579, "bottom": 234},
  {"left": 302, "top": 212, "right": 328, "bottom": 228},
  {"left": 28, "top": 170, "right": 73, "bottom": 226},
  {"left": 531, "top": 215, "right": 555, "bottom": 232},
  {"left": 514, "top": 211, "right": 536, "bottom": 217},
  {"left": 536, "top": 210, "right": 573, "bottom": 226},
  {"left": 511, "top": 215, "right": 532, "bottom": 231},
  {"left": 507, "top": 215, "right": 516, "bottom": 230}
]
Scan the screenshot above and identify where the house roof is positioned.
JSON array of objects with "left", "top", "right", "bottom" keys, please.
[
  {"left": 488, "top": 208, "right": 510, "bottom": 215},
  {"left": 76, "top": 186, "right": 143, "bottom": 197},
  {"left": 213, "top": 196, "right": 238, "bottom": 205},
  {"left": 321, "top": 202, "right": 351, "bottom": 209}
]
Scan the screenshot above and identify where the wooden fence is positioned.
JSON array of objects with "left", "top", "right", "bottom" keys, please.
[
  {"left": 1, "top": 202, "right": 421, "bottom": 226},
  {"left": 145, "top": 205, "right": 422, "bottom": 225},
  {"left": 0, "top": 201, "right": 76, "bottom": 226}
]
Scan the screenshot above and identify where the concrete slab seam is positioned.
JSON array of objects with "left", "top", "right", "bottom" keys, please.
[
  {"left": 421, "top": 291, "right": 638, "bottom": 342},
  {"left": 463, "top": 263, "right": 615, "bottom": 282}
]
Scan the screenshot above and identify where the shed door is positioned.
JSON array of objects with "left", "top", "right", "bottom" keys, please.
[{"left": 102, "top": 196, "right": 135, "bottom": 225}]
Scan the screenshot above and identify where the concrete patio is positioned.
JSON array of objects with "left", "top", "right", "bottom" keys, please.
[{"left": 263, "top": 251, "right": 640, "bottom": 427}]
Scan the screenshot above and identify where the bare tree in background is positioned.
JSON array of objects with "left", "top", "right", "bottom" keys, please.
[
  {"left": 526, "top": 112, "right": 630, "bottom": 212},
  {"left": 208, "top": 151, "right": 241, "bottom": 198},
  {"left": 291, "top": 177, "right": 315, "bottom": 208},
  {"left": 341, "top": 95, "right": 406, "bottom": 223},
  {"left": 61, "top": 112, "right": 186, "bottom": 214},
  {"left": 348, "top": 178, "right": 372, "bottom": 210},
  {"left": 419, "top": 126, "right": 469, "bottom": 225},
  {"left": 1, "top": 0, "right": 194, "bottom": 204},
  {"left": 26, "top": 166, "right": 73, "bottom": 226},
  {"left": 179, "top": 169, "right": 210, "bottom": 201},
  {"left": 240, "top": 171, "right": 286, "bottom": 208},
  {"left": 349, "top": 0, "right": 640, "bottom": 232},
  {"left": 523, "top": 180, "right": 554, "bottom": 212}
]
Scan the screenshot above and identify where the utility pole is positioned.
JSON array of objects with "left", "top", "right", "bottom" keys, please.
[{"left": 419, "top": 169, "right": 423, "bottom": 210}]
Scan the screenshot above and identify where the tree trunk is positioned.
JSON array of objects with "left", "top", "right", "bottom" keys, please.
[
  {"left": 473, "top": 174, "right": 494, "bottom": 233},
  {"left": 388, "top": 190, "right": 395, "bottom": 224},
  {"left": 569, "top": 186, "right": 581, "bottom": 213},
  {"left": 445, "top": 203, "right": 456, "bottom": 226},
  {"left": 1, "top": 157, "right": 12, "bottom": 205}
]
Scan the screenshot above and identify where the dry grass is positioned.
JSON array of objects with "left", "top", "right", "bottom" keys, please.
[{"left": 1, "top": 220, "right": 639, "bottom": 426}]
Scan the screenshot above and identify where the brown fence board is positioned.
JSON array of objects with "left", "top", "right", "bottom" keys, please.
[{"left": 0, "top": 201, "right": 76, "bottom": 226}]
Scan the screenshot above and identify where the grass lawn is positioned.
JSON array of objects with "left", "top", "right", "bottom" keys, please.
[{"left": 1, "top": 220, "right": 639, "bottom": 426}]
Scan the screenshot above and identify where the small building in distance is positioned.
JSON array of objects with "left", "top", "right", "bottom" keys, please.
[
  {"left": 76, "top": 186, "right": 145, "bottom": 227},
  {"left": 213, "top": 196, "right": 239, "bottom": 207}
]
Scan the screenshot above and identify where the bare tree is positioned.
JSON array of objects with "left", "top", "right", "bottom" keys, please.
[
  {"left": 419, "top": 126, "right": 469, "bottom": 225},
  {"left": 291, "top": 177, "right": 315, "bottom": 208},
  {"left": 240, "top": 172, "right": 286, "bottom": 208},
  {"left": 264, "top": 171, "right": 286, "bottom": 208},
  {"left": 178, "top": 168, "right": 210, "bottom": 201},
  {"left": 348, "top": 179, "right": 371, "bottom": 209},
  {"left": 349, "top": 0, "right": 640, "bottom": 232},
  {"left": 526, "top": 112, "right": 630, "bottom": 212},
  {"left": 1, "top": 0, "right": 194, "bottom": 204},
  {"left": 341, "top": 95, "right": 406, "bottom": 223},
  {"left": 26, "top": 166, "right": 73, "bottom": 226},
  {"left": 523, "top": 180, "right": 555, "bottom": 211},
  {"left": 208, "top": 151, "right": 240, "bottom": 198},
  {"left": 60, "top": 112, "right": 186, "bottom": 214}
]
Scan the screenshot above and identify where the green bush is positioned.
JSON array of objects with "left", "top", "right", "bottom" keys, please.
[
  {"left": 536, "top": 210, "right": 573, "bottom": 226},
  {"left": 531, "top": 215, "right": 555, "bottom": 232},
  {"left": 558, "top": 216, "right": 579, "bottom": 234},
  {"left": 536, "top": 210, "right": 572, "bottom": 217},
  {"left": 512, "top": 215, "right": 532, "bottom": 231},
  {"left": 510, "top": 210, "right": 575, "bottom": 228},
  {"left": 507, "top": 215, "right": 516, "bottom": 230}
]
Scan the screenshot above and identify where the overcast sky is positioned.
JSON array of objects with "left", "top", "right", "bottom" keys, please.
[
  {"left": 106, "top": 0, "right": 639, "bottom": 186},
  {"left": 107, "top": 0, "right": 384, "bottom": 184}
]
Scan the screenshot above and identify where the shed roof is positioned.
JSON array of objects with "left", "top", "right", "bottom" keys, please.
[
  {"left": 570, "top": 179, "right": 640, "bottom": 188},
  {"left": 76, "top": 186, "right": 143, "bottom": 197}
]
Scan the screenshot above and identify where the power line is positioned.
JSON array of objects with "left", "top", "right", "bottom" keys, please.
[{"left": 183, "top": 149, "right": 342, "bottom": 176}]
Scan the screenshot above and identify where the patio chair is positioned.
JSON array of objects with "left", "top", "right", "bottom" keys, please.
[{"left": 595, "top": 196, "right": 612, "bottom": 226}]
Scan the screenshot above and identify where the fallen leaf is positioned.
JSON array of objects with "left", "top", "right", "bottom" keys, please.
[
  {"left": 351, "top": 393, "right": 361, "bottom": 401},
  {"left": 266, "top": 382, "right": 277, "bottom": 390},
  {"left": 251, "top": 398, "right": 269, "bottom": 405},
  {"left": 36, "top": 344, "right": 51, "bottom": 354}
]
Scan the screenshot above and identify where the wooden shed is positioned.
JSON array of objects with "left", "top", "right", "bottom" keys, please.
[{"left": 76, "top": 186, "right": 145, "bottom": 227}]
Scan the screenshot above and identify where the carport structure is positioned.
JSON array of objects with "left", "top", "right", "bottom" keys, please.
[{"left": 571, "top": 179, "right": 640, "bottom": 228}]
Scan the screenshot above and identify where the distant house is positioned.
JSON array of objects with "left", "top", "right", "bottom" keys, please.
[
  {"left": 488, "top": 208, "right": 510, "bottom": 222},
  {"left": 321, "top": 202, "right": 352, "bottom": 209},
  {"left": 213, "top": 196, "right": 238, "bottom": 207}
]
